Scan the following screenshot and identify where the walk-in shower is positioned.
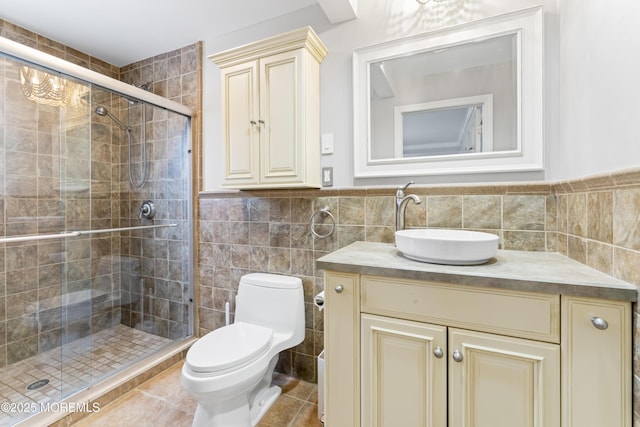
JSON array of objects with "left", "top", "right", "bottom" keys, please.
[{"left": 0, "top": 36, "right": 194, "bottom": 426}]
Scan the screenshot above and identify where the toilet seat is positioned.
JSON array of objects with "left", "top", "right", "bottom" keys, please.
[{"left": 186, "top": 323, "right": 273, "bottom": 374}]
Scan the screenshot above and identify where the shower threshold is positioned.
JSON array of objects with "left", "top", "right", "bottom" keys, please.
[{"left": 0, "top": 325, "right": 180, "bottom": 426}]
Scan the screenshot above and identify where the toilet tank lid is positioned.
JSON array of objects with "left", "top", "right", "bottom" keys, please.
[{"left": 240, "top": 273, "right": 302, "bottom": 289}]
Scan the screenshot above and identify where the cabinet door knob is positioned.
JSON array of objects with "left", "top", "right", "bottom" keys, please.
[
  {"left": 334, "top": 285, "right": 344, "bottom": 294},
  {"left": 258, "top": 119, "right": 265, "bottom": 124},
  {"left": 591, "top": 317, "right": 609, "bottom": 330},
  {"left": 433, "top": 347, "right": 444, "bottom": 359},
  {"left": 250, "top": 120, "right": 257, "bottom": 125},
  {"left": 452, "top": 350, "right": 463, "bottom": 363}
]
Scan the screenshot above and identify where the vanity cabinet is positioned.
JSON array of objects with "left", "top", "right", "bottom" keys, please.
[
  {"left": 324, "top": 271, "right": 631, "bottom": 427},
  {"left": 209, "top": 27, "right": 327, "bottom": 189}
]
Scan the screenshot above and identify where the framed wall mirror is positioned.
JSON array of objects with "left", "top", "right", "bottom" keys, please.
[{"left": 353, "top": 6, "right": 543, "bottom": 178}]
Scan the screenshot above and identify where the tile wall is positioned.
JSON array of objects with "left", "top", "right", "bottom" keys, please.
[
  {"left": 117, "top": 43, "right": 202, "bottom": 341},
  {"left": 198, "top": 175, "right": 640, "bottom": 394},
  {"left": 197, "top": 184, "right": 557, "bottom": 381}
]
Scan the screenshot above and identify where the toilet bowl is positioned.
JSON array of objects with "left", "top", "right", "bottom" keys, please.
[{"left": 181, "top": 273, "right": 305, "bottom": 427}]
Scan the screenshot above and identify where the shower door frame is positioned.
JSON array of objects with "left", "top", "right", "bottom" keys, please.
[{"left": 0, "top": 35, "right": 196, "bottom": 350}]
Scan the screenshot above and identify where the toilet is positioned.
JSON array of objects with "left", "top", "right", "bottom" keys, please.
[{"left": 181, "top": 273, "right": 305, "bottom": 427}]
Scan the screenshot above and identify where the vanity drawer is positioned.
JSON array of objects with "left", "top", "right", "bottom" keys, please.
[{"left": 361, "top": 275, "right": 560, "bottom": 343}]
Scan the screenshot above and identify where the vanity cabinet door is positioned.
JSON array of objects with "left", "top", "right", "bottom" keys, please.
[
  {"left": 324, "top": 272, "right": 360, "bottom": 427},
  {"left": 361, "top": 314, "right": 447, "bottom": 427},
  {"left": 448, "top": 328, "right": 560, "bottom": 427},
  {"left": 561, "top": 297, "right": 631, "bottom": 427}
]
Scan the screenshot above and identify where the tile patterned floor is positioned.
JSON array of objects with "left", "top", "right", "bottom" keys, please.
[
  {"left": 74, "top": 363, "right": 323, "bottom": 427},
  {"left": 0, "top": 325, "right": 172, "bottom": 426}
]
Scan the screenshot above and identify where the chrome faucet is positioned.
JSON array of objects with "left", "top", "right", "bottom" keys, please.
[{"left": 396, "top": 181, "right": 421, "bottom": 231}]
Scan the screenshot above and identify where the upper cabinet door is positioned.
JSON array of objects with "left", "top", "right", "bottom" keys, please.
[
  {"left": 259, "top": 49, "right": 304, "bottom": 185},
  {"left": 448, "top": 328, "right": 560, "bottom": 427},
  {"left": 220, "top": 60, "right": 260, "bottom": 186}
]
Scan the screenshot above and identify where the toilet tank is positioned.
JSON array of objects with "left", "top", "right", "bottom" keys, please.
[{"left": 235, "top": 273, "right": 305, "bottom": 342}]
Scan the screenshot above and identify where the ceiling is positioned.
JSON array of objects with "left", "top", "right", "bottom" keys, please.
[{"left": 0, "top": 0, "right": 321, "bottom": 66}]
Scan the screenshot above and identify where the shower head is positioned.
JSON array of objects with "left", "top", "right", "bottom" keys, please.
[{"left": 95, "top": 106, "right": 131, "bottom": 131}]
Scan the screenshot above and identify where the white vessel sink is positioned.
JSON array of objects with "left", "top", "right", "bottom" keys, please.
[{"left": 395, "top": 229, "right": 499, "bottom": 265}]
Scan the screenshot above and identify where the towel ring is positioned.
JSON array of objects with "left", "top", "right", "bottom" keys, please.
[{"left": 310, "top": 207, "right": 335, "bottom": 239}]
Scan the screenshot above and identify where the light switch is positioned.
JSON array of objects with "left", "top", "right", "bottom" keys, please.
[{"left": 321, "top": 133, "right": 334, "bottom": 154}]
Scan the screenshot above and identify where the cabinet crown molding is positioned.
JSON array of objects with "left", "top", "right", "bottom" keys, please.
[{"left": 209, "top": 26, "right": 328, "bottom": 68}]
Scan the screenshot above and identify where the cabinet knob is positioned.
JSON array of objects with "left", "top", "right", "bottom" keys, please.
[
  {"left": 250, "top": 120, "right": 257, "bottom": 125},
  {"left": 433, "top": 347, "right": 444, "bottom": 359},
  {"left": 258, "top": 119, "right": 265, "bottom": 124},
  {"left": 591, "top": 317, "right": 609, "bottom": 330},
  {"left": 334, "top": 285, "right": 344, "bottom": 294},
  {"left": 452, "top": 350, "right": 463, "bottom": 363}
]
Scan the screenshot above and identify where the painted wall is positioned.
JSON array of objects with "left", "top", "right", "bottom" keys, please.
[
  {"left": 201, "top": 0, "right": 640, "bottom": 188},
  {"left": 555, "top": 0, "right": 640, "bottom": 181}
]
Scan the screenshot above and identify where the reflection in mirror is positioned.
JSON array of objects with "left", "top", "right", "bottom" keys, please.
[
  {"left": 394, "top": 94, "right": 494, "bottom": 158},
  {"left": 370, "top": 33, "right": 515, "bottom": 161},
  {"left": 353, "top": 6, "right": 543, "bottom": 178}
]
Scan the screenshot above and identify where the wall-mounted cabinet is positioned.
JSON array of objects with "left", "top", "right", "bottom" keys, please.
[{"left": 209, "top": 27, "right": 327, "bottom": 189}]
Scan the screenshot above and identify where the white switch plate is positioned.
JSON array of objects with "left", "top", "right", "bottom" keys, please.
[
  {"left": 322, "top": 167, "right": 333, "bottom": 187},
  {"left": 321, "top": 133, "right": 334, "bottom": 154}
]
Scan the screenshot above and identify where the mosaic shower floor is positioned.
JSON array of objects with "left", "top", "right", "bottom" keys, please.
[{"left": 0, "top": 325, "right": 171, "bottom": 426}]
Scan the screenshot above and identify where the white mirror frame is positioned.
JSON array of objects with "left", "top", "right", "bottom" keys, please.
[{"left": 353, "top": 6, "right": 544, "bottom": 178}]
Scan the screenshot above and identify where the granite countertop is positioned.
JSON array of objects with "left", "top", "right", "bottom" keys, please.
[{"left": 316, "top": 241, "right": 637, "bottom": 301}]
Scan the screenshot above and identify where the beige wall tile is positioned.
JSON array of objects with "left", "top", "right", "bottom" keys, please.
[
  {"left": 614, "top": 247, "right": 640, "bottom": 288},
  {"left": 586, "top": 240, "right": 614, "bottom": 275},
  {"left": 587, "top": 191, "right": 613, "bottom": 243},
  {"left": 503, "top": 195, "right": 545, "bottom": 231},
  {"left": 338, "top": 197, "right": 365, "bottom": 225},
  {"left": 568, "top": 193, "right": 587, "bottom": 237},
  {"left": 463, "top": 195, "right": 501, "bottom": 229},
  {"left": 567, "top": 235, "right": 587, "bottom": 264},
  {"left": 365, "top": 196, "right": 394, "bottom": 226},
  {"left": 503, "top": 230, "right": 546, "bottom": 251},
  {"left": 614, "top": 188, "right": 640, "bottom": 251},
  {"left": 428, "top": 195, "right": 462, "bottom": 228}
]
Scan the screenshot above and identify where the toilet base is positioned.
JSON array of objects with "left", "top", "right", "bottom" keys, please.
[
  {"left": 189, "top": 356, "right": 281, "bottom": 427},
  {"left": 249, "top": 385, "right": 281, "bottom": 425},
  {"left": 190, "top": 384, "right": 282, "bottom": 427},
  {"left": 192, "top": 393, "right": 251, "bottom": 427}
]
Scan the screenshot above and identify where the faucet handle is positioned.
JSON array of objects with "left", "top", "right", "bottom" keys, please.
[
  {"left": 397, "top": 181, "right": 415, "bottom": 198},
  {"left": 399, "top": 181, "right": 415, "bottom": 191}
]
